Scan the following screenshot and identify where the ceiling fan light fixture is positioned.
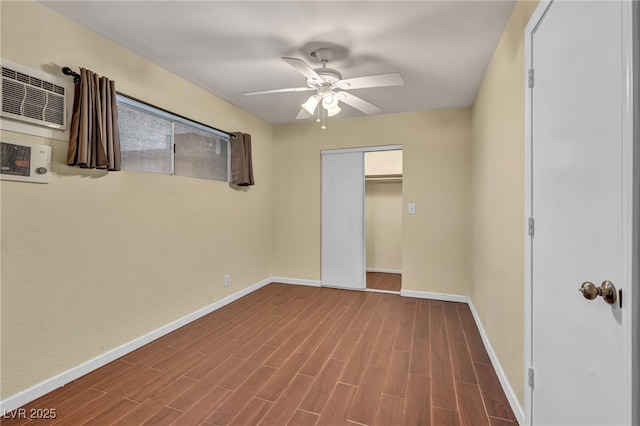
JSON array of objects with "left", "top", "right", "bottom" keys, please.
[
  {"left": 322, "top": 92, "right": 339, "bottom": 109},
  {"left": 327, "top": 105, "right": 341, "bottom": 117},
  {"left": 301, "top": 95, "right": 321, "bottom": 115}
]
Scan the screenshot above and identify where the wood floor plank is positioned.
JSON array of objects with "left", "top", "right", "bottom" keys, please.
[
  {"left": 373, "top": 394, "right": 404, "bottom": 426},
  {"left": 474, "top": 362, "right": 517, "bottom": 421},
  {"left": 72, "top": 360, "right": 134, "bottom": 389},
  {"left": 339, "top": 343, "right": 373, "bottom": 386},
  {"left": 183, "top": 342, "right": 244, "bottom": 380},
  {"left": 349, "top": 292, "right": 381, "bottom": 330},
  {"left": 90, "top": 362, "right": 147, "bottom": 392},
  {"left": 300, "top": 358, "right": 345, "bottom": 414},
  {"left": 95, "top": 364, "right": 162, "bottom": 395},
  {"left": 433, "top": 407, "right": 461, "bottom": 426},
  {"left": 297, "top": 304, "right": 349, "bottom": 355},
  {"left": 287, "top": 410, "right": 320, "bottom": 426},
  {"left": 348, "top": 365, "right": 386, "bottom": 425},
  {"left": 316, "top": 383, "right": 357, "bottom": 426},
  {"left": 409, "top": 336, "right": 430, "bottom": 376},
  {"left": 255, "top": 352, "right": 310, "bottom": 401},
  {"left": 395, "top": 299, "right": 417, "bottom": 351},
  {"left": 169, "top": 356, "right": 242, "bottom": 411},
  {"left": 113, "top": 376, "right": 196, "bottom": 425},
  {"left": 2, "top": 285, "right": 512, "bottom": 426},
  {"left": 430, "top": 302, "right": 450, "bottom": 360},
  {"left": 414, "top": 299, "right": 431, "bottom": 339},
  {"left": 450, "top": 342, "right": 478, "bottom": 384},
  {"left": 38, "top": 387, "right": 104, "bottom": 421},
  {"left": 331, "top": 328, "right": 363, "bottom": 361},
  {"left": 258, "top": 374, "right": 315, "bottom": 425},
  {"left": 129, "top": 352, "right": 205, "bottom": 402},
  {"left": 231, "top": 326, "right": 280, "bottom": 360},
  {"left": 381, "top": 296, "right": 404, "bottom": 334},
  {"left": 219, "top": 345, "right": 277, "bottom": 390},
  {"left": 444, "top": 302, "right": 466, "bottom": 344},
  {"left": 456, "top": 381, "right": 490, "bottom": 426},
  {"left": 265, "top": 331, "right": 308, "bottom": 368},
  {"left": 227, "top": 398, "right": 272, "bottom": 426},
  {"left": 51, "top": 391, "right": 127, "bottom": 426},
  {"left": 457, "top": 304, "right": 491, "bottom": 364},
  {"left": 299, "top": 337, "right": 338, "bottom": 377},
  {"left": 206, "top": 365, "right": 277, "bottom": 425},
  {"left": 404, "top": 374, "right": 431, "bottom": 426},
  {"left": 80, "top": 398, "right": 139, "bottom": 425},
  {"left": 140, "top": 406, "right": 183, "bottom": 425},
  {"left": 358, "top": 316, "right": 384, "bottom": 346},
  {"left": 431, "top": 357, "right": 457, "bottom": 410},
  {"left": 382, "top": 349, "right": 410, "bottom": 397},
  {"left": 171, "top": 386, "right": 230, "bottom": 425},
  {"left": 368, "top": 331, "right": 395, "bottom": 369}
]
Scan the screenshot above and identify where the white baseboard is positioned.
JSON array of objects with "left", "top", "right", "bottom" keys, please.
[
  {"left": 366, "top": 268, "right": 402, "bottom": 274},
  {"left": 2, "top": 277, "right": 522, "bottom": 425},
  {"left": 270, "top": 277, "right": 322, "bottom": 287},
  {"left": 400, "top": 289, "right": 468, "bottom": 303},
  {"left": 0, "top": 277, "right": 272, "bottom": 414},
  {"left": 467, "top": 300, "right": 524, "bottom": 425}
]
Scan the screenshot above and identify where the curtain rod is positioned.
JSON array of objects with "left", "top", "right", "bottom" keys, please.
[{"left": 61, "top": 66, "right": 236, "bottom": 139}]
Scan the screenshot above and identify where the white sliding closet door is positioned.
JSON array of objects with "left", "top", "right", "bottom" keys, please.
[{"left": 321, "top": 151, "right": 365, "bottom": 290}]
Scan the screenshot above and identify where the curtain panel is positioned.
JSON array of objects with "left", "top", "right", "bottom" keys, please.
[
  {"left": 230, "top": 132, "right": 254, "bottom": 186},
  {"left": 67, "top": 68, "right": 121, "bottom": 171}
]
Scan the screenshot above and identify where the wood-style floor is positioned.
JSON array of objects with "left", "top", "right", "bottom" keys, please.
[
  {"left": 2, "top": 283, "right": 517, "bottom": 426},
  {"left": 366, "top": 272, "right": 401, "bottom": 292}
]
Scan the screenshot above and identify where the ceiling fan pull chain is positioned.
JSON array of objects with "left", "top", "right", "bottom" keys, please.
[{"left": 321, "top": 107, "right": 326, "bottom": 130}]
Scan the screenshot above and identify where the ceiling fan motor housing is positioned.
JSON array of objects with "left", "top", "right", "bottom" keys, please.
[{"left": 310, "top": 67, "right": 342, "bottom": 85}]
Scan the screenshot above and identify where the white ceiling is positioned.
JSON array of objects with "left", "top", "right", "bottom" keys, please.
[{"left": 42, "top": 1, "right": 515, "bottom": 124}]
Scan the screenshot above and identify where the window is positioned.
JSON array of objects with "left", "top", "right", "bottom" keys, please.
[{"left": 117, "top": 95, "right": 229, "bottom": 181}]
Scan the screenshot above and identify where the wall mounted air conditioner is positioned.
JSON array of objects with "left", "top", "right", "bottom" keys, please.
[{"left": 0, "top": 59, "right": 68, "bottom": 130}]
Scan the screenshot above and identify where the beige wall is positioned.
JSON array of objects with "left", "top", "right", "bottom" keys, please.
[
  {"left": 365, "top": 181, "right": 402, "bottom": 271},
  {"left": 0, "top": 1, "right": 274, "bottom": 399},
  {"left": 470, "top": 0, "right": 539, "bottom": 405},
  {"left": 272, "top": 110, "right": 471, "bottom": 295}
]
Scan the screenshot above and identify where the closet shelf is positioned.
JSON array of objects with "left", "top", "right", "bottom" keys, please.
[{"left": 365, "top": 174, "right": 403, "bottom": 182}]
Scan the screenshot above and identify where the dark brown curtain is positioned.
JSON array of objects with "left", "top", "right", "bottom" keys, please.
[
  {"left": 230, "top": 132, "right": 254, "bottom": 186},
  {"left": 67, "top": 68, "right": 121, "bottom": 171}
]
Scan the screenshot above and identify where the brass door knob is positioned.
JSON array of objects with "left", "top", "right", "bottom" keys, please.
[{"left": 579, "top": 281, "right": 617, "bottom": 305}]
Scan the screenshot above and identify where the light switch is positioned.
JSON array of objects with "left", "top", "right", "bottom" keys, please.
[{"left": 408, "top": 203, "right": 416, "bottom": 215}]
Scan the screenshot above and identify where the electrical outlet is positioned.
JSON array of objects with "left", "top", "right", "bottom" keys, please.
[{"left": 224, "top": 274, "right": 231, "bottom": 287}]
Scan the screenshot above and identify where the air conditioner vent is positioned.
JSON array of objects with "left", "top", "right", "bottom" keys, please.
[{"left": 0, "top": 63, "right": 67, "bottom": 130}]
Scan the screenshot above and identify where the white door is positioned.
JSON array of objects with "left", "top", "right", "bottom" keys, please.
[
  {"left": 528, "top": 1, "right": 633, "bottom": 425},
  {"left": 321, "top": 151, "right": 365, "bottom": 290}
]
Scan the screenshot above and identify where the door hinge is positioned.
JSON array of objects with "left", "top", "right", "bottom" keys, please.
[
  {"left": 528, "top": 367, "right": 535, "bottom": 388},
  {"left": 528, "top": 217, "right": 534, "bottom": 237},
  {"left": 528, "top": 69, "right": 534, "bottom": 88}
]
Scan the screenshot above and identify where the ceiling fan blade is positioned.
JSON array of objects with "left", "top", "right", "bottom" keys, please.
[
  {"left": 282, "top": 57, "right": 322, "bottom": 82},
  {"left": 337, "top": 72, "right": 404, "bottom": 90},
  {"left": 243, "top": 87, "right": 313, "bottom": 96},
  {"left": 339, "top": 92, "right": 382, "bottom": 115}
]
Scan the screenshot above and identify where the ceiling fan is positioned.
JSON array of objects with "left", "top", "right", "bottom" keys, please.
[{"left": 243, "top": 48, "right": 404, "bottom": 123}]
